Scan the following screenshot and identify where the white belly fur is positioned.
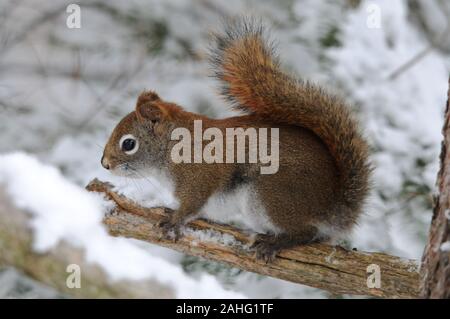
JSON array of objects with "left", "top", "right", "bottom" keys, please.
[
  {"left": 142, "top": 168, "right": 282, "bottom": 235},
  {"left": 199, "top": 184, "right": 282, "bottom": 235}
]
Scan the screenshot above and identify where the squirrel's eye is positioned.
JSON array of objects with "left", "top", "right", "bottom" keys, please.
[
  {"left": 123, "top": 139, "right": 135, "bottom": 151},
  {"left": 119, "top": 134, "right": 139, "bottom": 155}
]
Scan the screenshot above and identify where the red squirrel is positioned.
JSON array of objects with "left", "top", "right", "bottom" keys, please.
[{"left": 101, "top": 18, "right": 371, "bottom": 262}]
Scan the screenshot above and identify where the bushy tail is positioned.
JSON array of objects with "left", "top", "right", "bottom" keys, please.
[{"left": 210, "top": 18, "right": 371, "bottom": 212}]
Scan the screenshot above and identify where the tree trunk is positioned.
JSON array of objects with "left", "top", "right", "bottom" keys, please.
[{"left": 420, "top": 77, "right": 450, "bottom": 298}]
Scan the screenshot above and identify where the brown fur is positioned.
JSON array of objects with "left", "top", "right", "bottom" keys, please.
[{"left": 102, "top": 18, "right": 371, "bottom": 262}]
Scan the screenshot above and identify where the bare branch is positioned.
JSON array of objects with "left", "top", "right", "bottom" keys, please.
[
  {"left": 388, "top": 10, "right": 450, "bottom": 80},
  {"left": 87, "top": 179, "right": 420, "bottom": 299}
]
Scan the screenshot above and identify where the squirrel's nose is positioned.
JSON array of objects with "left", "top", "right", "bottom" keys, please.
[{"left": 101, "top": 156, "right": 110, "bottom": 170}]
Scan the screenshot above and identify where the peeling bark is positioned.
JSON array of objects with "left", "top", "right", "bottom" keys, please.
[
  {"left": 87, "top": 179, "right": 420, "bottom": 299},
  {"left": 420, "top": 77, "right": 450, "bottom": 298}
]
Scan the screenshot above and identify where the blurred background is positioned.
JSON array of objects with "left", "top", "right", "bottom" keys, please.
[{"left": 0, "top": 0, "right": 449, "bottom": 298}]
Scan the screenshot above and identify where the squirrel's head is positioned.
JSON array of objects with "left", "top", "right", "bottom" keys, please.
[{"left": 101, "top": 91, "right": 181, "bottom": 177}]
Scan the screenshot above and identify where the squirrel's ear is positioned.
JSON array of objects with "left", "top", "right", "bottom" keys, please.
[
  {"left": 135, "top": 90, "right": 167, "bottom": 123},
  {"left": 136, "top": 90, "right": 160, "bottom": 107},
  {"left": 135, "top": 102, "right": 171, "bottom": 123}
]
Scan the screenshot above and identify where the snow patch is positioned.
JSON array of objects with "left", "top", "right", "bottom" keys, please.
[
  {"left": 0, "top": 152, "right": 244, "bottom": 298},
  {"left": 441, "top": 242, "right": 450, "bottom": 252}
]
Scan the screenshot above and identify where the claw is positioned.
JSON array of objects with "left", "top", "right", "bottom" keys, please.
[
  {"left": 251, "top": 237, "right": 280, "bottom": 263},
  {"left": 158, "top": 216, "right": 182, "bottom": 242}
]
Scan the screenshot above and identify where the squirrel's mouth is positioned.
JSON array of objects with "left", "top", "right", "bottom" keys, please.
[
  {"left": 109, "top": 162, "right": 141, "bottom": 178},
  {"left": 101, "top": 155, "right": 138, "bottom": 178}
]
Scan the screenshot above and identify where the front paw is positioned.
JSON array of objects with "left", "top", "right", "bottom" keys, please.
[{"left": 157, "top": 216, "right": 182, "bottom": 242}]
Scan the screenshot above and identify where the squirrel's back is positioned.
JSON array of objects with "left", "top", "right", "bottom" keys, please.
[{"left": 210, "top": 18, "right": 371, "bottom": 218}]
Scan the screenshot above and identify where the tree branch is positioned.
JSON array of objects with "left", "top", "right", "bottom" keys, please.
[
  {"left": 87, "top": 179, "right": 420, "bottom": 299},
  {"left": 0, "top": 186, "right": 173, "bottom": 298}
]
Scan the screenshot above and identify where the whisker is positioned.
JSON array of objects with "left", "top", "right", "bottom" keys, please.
[
  {"left": 126, "top": 176, "right": 142, "bottom": 195},
  {"left": 125, "top": 164, "right": 167, "bottom": 200},
  {"left": 92, "top": 142, "right": 105, "bottom": 150}
]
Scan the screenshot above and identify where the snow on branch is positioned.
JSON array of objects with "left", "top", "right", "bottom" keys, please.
[{"left": 87, "top": 179, "right": 420, "bottom": 299}]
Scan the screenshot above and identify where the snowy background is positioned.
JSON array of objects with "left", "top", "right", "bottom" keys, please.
[{"left": 0, "top": 0, "right": 449, "bottom": 298}]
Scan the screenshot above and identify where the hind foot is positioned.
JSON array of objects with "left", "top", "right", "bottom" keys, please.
[
  {"left": 251, "top": 227, "right": 320, "bottom": 263},
  {"left": 251, "top": 236, "right": 281, "bottom": 263}
]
